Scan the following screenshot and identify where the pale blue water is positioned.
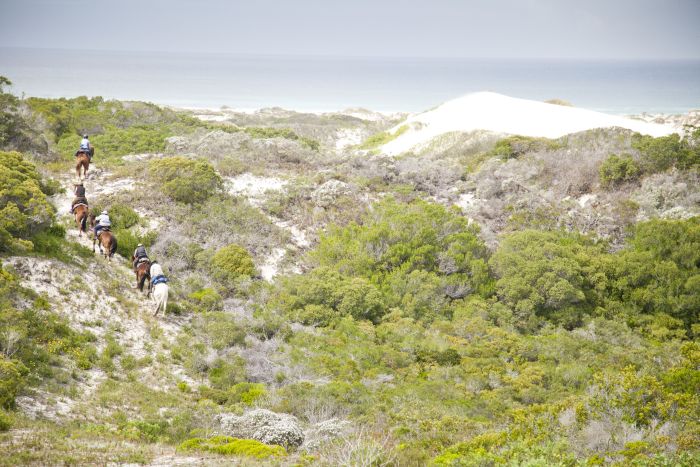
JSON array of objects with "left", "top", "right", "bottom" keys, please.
[{"left": 1, "top": 47, "right": 699, "bottom": 114}]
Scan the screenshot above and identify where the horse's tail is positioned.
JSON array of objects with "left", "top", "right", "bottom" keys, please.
[
  {"left": 110, "top": 236, "right": 117, "bottom": 256},
  {"left": 80, "top": 212, "right": 87, "bottom": 232},
  {"left": 138, "top": 269, "right": 149, "bottom": 291}
]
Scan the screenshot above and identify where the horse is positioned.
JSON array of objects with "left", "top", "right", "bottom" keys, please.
[
  {"left": 89, "top": 214, "right": 117, "bottom": 261},
  {"left": 73, "top": 203, "right": 89, "bottom": 237},
  {"left": 152, "top": 282, "right": 169, "bottom": 316},
  {"left": 132, "top": 256, "right": 151, "bottom": 294},
  {"left": 75, "top": 151, "right": 90, "bottom": 180}
]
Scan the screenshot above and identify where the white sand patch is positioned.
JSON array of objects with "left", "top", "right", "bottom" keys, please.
[
  {"left": 578, "top": 194, "right": 597, "bottom": 208},
  {"left": 275, "top": 219, "right": 310, "bottom": 248},
  {"left": 334, "top": 108, "right": 403, "bottom": 122},
  {"left": 260, "top": 247, "right": 286, "bottom": 282},
  {"left": 455, "top": 193, "right": 477, "bottom": 211},
  {"left": 382, "top": 92, "right": 676, "bottom": 156},
  {"left": 194, "top": 113, "right": 229, "bottom": 122},
  {"left": 335, "top": 128, "right": 365, "bottom": 151},
  {"left": 121, "top": 153, "right": 165, "bottom": 162},
  {"left": 226, "top": 173, "right": 287, "bottom": 207}
]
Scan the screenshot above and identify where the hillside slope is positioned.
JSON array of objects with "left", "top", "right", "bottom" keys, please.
[{"left": 1, "top": 90, "right": 698, "bottom": 465}]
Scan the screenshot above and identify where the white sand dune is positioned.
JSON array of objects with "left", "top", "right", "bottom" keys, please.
[{"left": 382, "top": 92, "right": 676, "bottom": 155}]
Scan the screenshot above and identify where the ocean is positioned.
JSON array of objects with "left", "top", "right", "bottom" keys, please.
[{"left": 1, "top": 47, "right": 699, "bottom": 114}]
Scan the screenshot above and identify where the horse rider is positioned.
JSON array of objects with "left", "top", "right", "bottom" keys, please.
[
  {"left": 76, "top": 134, "right": 94, "bottom": 159},
  {"left": 132, "top": 243, "right": 150, "bottom": 270},
  {"left": 150, "top": 261, "right": 168, "bottom": 286},
  {"left": 94, "top": 210, "right": 111, "bottom": 238},
  {"left": 70, "top": 182, "right": 88, "bottom": 214}
]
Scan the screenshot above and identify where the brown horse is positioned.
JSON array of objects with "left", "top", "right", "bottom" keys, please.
[
  {"left": 89, "top": 214, "right": 117, "bottom": 261},
  {"left": 75, "top": 152, "right": 90, "bottom": 180},
  {"left": 132, "top": 256, "right": 151, "bottom": 294},
  {"left": 73, "top": 203, "right": 89, "bottom": 236}
]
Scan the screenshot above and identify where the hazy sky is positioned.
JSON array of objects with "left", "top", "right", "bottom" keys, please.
[{"left": 1, "top": 0, "right": 699, "bottom": 59}]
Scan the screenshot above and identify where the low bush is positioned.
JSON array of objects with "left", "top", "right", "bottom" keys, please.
[
  {"left": 358, "top": 124, "right": 408, "bottom": 150},
  {"left": 599, "top": 153, "right": 641, "bottom": 187},
  {"left": 0, "top": 151, "right": 55, "bottom": 251},
  {"left": 487, "top": 135, "right": 561, "bottom": 160},
  {"left": 188, "top": 288, "right": 223, "bottom": 312},
  {"left": 210, "top": 244, "right": 255, "bottom": 284},
  {"left": 178, "top": 435, "right": 286, "bottom": 459},
  {"left": 632, "top": 130, "right": 700, "bottom": 173},
  {"left": 0, "top": 357, "right": 28, "bottom": 408},
  {"left": 0, "top": 409, "right": 12, "bottom": 431},
  {"left": 149, "top": 156, "right": 222, "bottom": 203}
]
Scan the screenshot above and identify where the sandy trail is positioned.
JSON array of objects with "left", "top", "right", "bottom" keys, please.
[{"left": 4, "top": 169, "right": 194, "bottom": 421}]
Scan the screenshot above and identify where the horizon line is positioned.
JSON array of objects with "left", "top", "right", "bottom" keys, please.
[{"left": 2, "top": 45, "right": 700, "bottom": 62}]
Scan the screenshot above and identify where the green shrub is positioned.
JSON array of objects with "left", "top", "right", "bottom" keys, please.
[
  {"left": 487, "top": 135, "right": 560, "bottom": 160},
  {"left": 297, "top": 197, "right": 492, "bottom": 322},
  {"left": 204, "top": 312, "right": 246, "bottom": 349},
  {"left": 0, "top": 76, "right": 23, "bottom": 148},
  {"left": 0, "top": 409, "right": 12, "bottom": 431},
  {"left": 0, "top": 151, "right": 55, "bottom": 251},
  {"left": 207, "top": 357, "right": 247, "bottom": 390},
  {"left": 210, "top": 244, "right": 255, "bottom": 284},
  {"left": 227, "top": 382, "right": 267, "bottom": 406},
  {"left": 489, "top": 230, "right": 604, "bottom": 330},
  {"left": 359, "top": 124, "right": 408, "bottom": 149},
  {"left": 120, "top": 419, "right": 168, "bottom": 443},
  {"left": 632, "top": 132, "right": 699, "bottom": 172},
  {"left": 149, "top": 156, "right": 222, "bottom": 203},
  {"left": 603, "top": 217, "right": 700, "bottom": 330},
  {"left": 178, "top": 436, "right": 286, "bottom": 459},
  {"left": 599, "top": 153, "right": 641, "bottom": 187},
  {"left": 188, "top": 288, "right": 223, "bottom": 311},
  {"left": 0, "top": 357, "right": 28, "bottom": 408}
]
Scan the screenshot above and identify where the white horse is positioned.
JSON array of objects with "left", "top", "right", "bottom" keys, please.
[
  {"left": 149, "top": 262, "right": 169, "bottom": 316},
  {"left": 152, "top": 282, "right": 168, "bottom": 316}
]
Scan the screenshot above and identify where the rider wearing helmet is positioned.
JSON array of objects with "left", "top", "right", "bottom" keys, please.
[
  {"left": 132, "top": 243, "right": 149, "bottom": 270},
  {"left": 70, "top": 182, "right": 88, "bottom": 214},
  {"left": 77, "top": 134, "right": 94, "bottom": 159},
  {"left": 94, "top": 210, "right": 111, "bottom": 237}
]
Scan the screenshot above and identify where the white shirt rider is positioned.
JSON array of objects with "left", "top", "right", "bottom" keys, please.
[
  {"left": 80, "top": 137, "right": 90, "bottom": 150},
  {"left": 150, "top": 263, "right": 164, "bottom": 278},
  {"left": 95, "top": 213, "right": 111, "bottom": 227}
]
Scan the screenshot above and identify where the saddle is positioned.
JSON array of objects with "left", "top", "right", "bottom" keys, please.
[
  {"left": 96, "top": 226, "right": 110, "bottom": 238},
  {"left": 73, "top": 202, "right": 88, "bottom": 209},
  {"left": 136, "top": 257, "right": 150, "bottom": 266},
  {"left": 151, "top": 275, "right": 168, "bottom": 286}
]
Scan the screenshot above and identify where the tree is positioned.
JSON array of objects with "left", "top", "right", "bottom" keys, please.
[{"left": 489, "top": 230, "right": 604, "bottom": 330}]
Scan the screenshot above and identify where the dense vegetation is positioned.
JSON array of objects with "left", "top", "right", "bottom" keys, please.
[
  {"left": 0, "top": 87, "right": 698, "bottom": 465},
  {"left": 0, "top": 151, "right": 55, "bottom": 252}
]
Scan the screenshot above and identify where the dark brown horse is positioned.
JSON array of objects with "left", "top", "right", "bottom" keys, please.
[
  {"left": 73, "top": 203, "right": 89, "bottom": 236},
  {"left": 89, "top": 214, "right": 117, "bottom": 261},
  {"left": 75, "top": 152, "right": 90, "bottom": 180},
  {"left": 132, "top": 256, "right": 151, "bottom": 294}
]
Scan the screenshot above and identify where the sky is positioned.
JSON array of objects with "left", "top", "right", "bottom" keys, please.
[{"left": 1, "top": 0, "right": 699, "bottom": 59}]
